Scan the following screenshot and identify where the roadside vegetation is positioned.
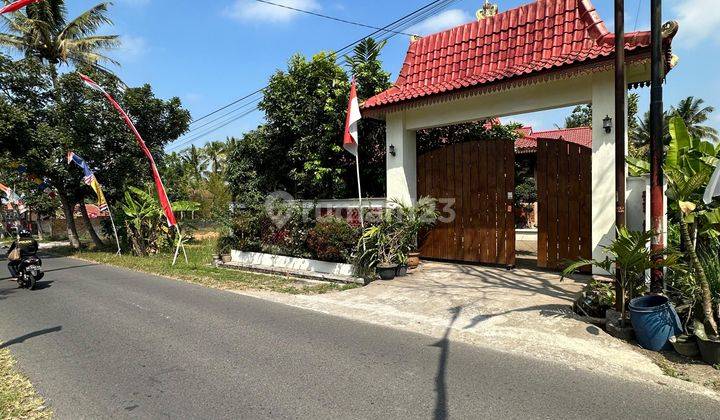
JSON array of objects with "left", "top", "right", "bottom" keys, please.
[
  {"left": 52, "top": 238, "right": 357, "bottom": 295},
  {"left": 0, "top": 346, "right": 51, "bottom": 419}
]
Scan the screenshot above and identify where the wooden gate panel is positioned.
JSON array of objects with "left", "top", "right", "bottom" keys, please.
[
  {"left": 537, "top": 140, "right": 592, "bottom": 271},
  {"left": 418, "top": 140, "right": 514, "bottom": 265}
]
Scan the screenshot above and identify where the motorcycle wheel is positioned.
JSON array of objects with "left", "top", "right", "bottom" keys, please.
[{"left": 27, "top": 274, "right": 37, "bottom": 290}]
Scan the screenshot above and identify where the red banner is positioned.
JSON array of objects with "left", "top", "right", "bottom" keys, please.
[{"left": 79, "top": 73, "right": 177, "bottom": 227}]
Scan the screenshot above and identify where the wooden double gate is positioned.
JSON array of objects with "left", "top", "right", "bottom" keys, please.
[
  {"left": 417, "top": 138, "right": 591, "bottom": 271},
  {"left": 417, "top": 140, "right": 515, "bottom": 266}
]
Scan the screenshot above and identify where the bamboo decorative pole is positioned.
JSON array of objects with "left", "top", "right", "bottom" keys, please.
[{"left": 649, "top": 0, "right": 665, "bottom": 293}]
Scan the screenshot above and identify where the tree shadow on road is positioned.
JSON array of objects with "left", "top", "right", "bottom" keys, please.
[
  {"left": 0, "top": 326, "right": 62, "bottom": 349},
  {"left": 431, "top": 306, "right": 462, "bottom": 420}
]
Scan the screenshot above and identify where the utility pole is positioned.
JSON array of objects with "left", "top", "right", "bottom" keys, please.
[
  {"left": 614, "top": 0, "right": 626, "bottom": 311},
  {"left": 615, "top": 0, "right": 626, "bottom": 228},
  {"left": 649, "top": 0, "right": 664, "bottom": 293}
]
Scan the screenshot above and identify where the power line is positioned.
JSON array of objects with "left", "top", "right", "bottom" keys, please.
[
  {"left": 170, "top": 0, "right": 460, "bottom": 152},
  {"left": 254, "top": 0, "right": 416, "bottom": 37}
]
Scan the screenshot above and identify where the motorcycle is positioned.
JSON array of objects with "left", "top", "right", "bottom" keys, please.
[
  {"left": 13, "top": 255, "right": 44, "bottom": 290},
  {"left": 3, "top": 246, "right": 43, "bottom": 290}
]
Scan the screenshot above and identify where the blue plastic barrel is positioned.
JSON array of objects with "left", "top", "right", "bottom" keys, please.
[{"left": 629, "top": 295, "right": 683, "bottom": 351}]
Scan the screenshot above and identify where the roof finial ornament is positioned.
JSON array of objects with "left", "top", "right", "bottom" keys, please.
[{"left": 476, "top": 0, "right": 498, "bottom": 21}]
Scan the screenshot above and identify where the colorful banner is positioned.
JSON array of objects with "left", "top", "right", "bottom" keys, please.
[
  {"left": 67, "top": 151, "right": 109, "bottom": 212},
  {"left": 78, "top": 73, "right": 177, "bottom": 227},
  {"left": 0, "top": 183, "right": 27, "bottom": 214}
]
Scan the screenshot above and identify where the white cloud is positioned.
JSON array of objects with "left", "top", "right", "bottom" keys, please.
[
  {"left": 672, "top": 0, "right": 720, "bottom": 47},
  {"left": 117, "top": 35, "right": 148, "bottom": 61},
  {"left": 225, "top": 0, "right": 320, "bottom": 23},
  {"left": 407, "top": 9, "right": 473, "bottom": 36}
]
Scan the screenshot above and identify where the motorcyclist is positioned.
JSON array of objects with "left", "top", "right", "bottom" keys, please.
[{"left": 7, "top": 229, "right": 39, "bottom": 277}]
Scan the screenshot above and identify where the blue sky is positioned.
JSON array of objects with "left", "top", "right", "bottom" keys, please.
[{"left": 63, "top": 0, "right": 720, "bottom": 151}]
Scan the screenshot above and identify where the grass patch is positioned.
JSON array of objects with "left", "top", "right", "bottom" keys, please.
[
  {"left": 0, "top": 347, "right": 51, "bottom": 419},
  {"left": 50, "top": 239, "right": 358, "bottom": 295}
]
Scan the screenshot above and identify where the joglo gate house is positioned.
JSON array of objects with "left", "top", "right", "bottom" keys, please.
[{"left": 362, "top": 0, "right": 677, "bottom": 275}]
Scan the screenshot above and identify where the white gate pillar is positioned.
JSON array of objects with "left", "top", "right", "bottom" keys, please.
[
  {"left": 591, "top": 71, "right": 627, "bottom": 274},
  {"left": 386, "top": 112, "right": 417, "bottom": 205}
]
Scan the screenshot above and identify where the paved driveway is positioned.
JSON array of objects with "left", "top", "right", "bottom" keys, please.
[{"left": 245, "top": 261, "right": 709, "bottom": 393}]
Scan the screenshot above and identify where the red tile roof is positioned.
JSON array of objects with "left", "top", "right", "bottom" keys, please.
[
  {"left": 515, "top": 126, "right": 592, "bottom": 153},
  {"left": 364, "top": 0, "right": 676, "bottom": 113}
]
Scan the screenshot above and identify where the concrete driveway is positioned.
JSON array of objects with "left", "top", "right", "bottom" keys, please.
[{"left": 244, "top": 261, "right": 716, "bottom": 397}]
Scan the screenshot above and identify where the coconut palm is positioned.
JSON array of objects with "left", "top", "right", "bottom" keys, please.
[
  {"left": 181, "top": 145, "right": 207, "bottom": 183},
  {"left": 0, "top": 0, "right": 119, "bottom": 83},
  {"left": 670, "top": 96, "right": 719, "bottom": 142},
  {"left": 203, "top": 140, "right": 227, "bottom": 175}
]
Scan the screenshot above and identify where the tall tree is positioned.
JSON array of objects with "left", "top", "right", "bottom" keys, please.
[{"left": 0, "top": 0, "right": 119, "bottom": 248}]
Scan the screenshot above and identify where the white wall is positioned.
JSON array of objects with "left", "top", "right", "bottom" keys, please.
[{"left": 386, "top": 113, "right": 417, "bottom": 204}]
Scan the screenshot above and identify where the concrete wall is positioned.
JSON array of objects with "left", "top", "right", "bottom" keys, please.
[{"left": 384, "top": 69, "right": 628, "bottom": 274}]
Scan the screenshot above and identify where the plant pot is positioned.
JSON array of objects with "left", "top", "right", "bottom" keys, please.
[
  {"left": 407, "top": 252, "right": 421, "bottom": 269},
  {"left": 670, "top": 334, "right": 700, "bottom": 358},
  {"left": 629, "top": 295, "right": 683, "bottom": 351},
  {"left": 376, "top": 264, "right": 398, "bottom": 281},
  {"left": 212, "top": 254, "right": 222, "bottom": 267},
  {"left": 396, "top": 264, "right": 408, "bottom": 277},
  {"left": 697, "top": 336, "right": 720, "bottom": 365}
]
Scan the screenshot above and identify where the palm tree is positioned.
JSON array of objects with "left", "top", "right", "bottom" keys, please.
[
  {"left": 181, "top": 145, "right": 207, "bottom": 183},
  {"left": 203, "top": 140, "right": 227, "bottom": 175},
  {"left": 344, "top": 37, "right": 391, "bottom": 100},
  {"left": 670, "top": 96, "right": 719, "bottom": 142},
  {"left": 0, "top": 0, "right": 119, "bottom": 84}
]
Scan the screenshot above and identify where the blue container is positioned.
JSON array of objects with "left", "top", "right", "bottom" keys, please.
[{"left": 629, "top": 295, "right": 683, "bottom": 351}]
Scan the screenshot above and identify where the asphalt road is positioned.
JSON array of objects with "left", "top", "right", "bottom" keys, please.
[{"left": 0, "top": 254, "right": 717, "bottom": 419}]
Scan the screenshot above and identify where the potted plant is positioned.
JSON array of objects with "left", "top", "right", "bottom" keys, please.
[
  {"left": 358, "top": 221, "right": 401, "bottom": 281},
  {"left": 392, "top": 197, "right": 439, "bottom": 270},
  {"left": 563, "top": 228, "right": 678, "bottom": 342}
]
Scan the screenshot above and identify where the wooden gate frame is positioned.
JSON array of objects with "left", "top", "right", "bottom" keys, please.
[{"left": 417, "top": 139, "right": 515, "bottom": 266}]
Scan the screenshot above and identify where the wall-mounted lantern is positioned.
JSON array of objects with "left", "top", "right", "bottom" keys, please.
[
  {"left": 603, "top": 115, "right": 613, "bottom": 133},
  {"left": 389, "top": 144, "right": 396, "bottom": 157}
]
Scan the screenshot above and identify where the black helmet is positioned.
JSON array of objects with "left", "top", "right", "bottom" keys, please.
[{"left": 19, "top": 229, "right": 32, "bottom": 238}]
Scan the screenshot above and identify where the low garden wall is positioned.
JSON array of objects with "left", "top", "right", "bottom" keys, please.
[{"left": 230, "top": 250, "right": 355, "bottom": 277}]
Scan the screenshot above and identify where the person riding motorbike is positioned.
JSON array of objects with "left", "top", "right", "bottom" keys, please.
[{"left": 7, "top": 229, "right": 39, "bottom": 277}]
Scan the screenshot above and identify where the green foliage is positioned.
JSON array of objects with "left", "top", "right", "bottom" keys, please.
[
  {"left": 0, "top": 0, "right": 120, "bottom": 72},
  {"left": 306, "top": 217, "right": 361, "bottom": 263},
  {"left": 574, "top": 280, "right": 615, "bottom": 318},
  {"left": 417, "top": 120, "right": 521, "bottom": 156},
  {"left": 563, "top": 227, "right": 682, "bottom": 320},
  {"left": 356, "top": 198, "right": 439, "bottom": 271},
  {"left": 118, "top": 186, "right": 199, "bottom": 256},
  {"left": 216, "top": 204, "right": 360, "bottom": 264},
  {"left": 565, "top": 104, "right": 592, "bottom": 128}
]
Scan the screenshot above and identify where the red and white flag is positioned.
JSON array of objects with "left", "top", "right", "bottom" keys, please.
[
  {"left": 343, "top": 80, "right": 361, "bottom": 157},
  {"left": 79, "top": 73, "right": 177, "bottom": 227},
  {"left": 0, "top": 0, "right": 42, "bottom": 14}
]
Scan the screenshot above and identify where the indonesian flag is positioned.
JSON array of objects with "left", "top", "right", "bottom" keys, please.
[
  {"left": 343, "top": 80, "right": 361, "bottom": 157},
  {"left": 704, "top": 160, "right": 720, "bottom": 204},
  {"left": 0, "top": 0, "right": 42, "bottom": 14},
  {"left": 78, "top": 73, "right": 177, "bottom": 227}
]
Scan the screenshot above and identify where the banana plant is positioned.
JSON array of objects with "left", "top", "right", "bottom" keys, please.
[{"left": 665, "top": 116, "right": 720, "bottom": 337}]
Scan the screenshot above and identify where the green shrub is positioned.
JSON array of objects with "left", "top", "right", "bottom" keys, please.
[{"left": 306, "top": 217, "right": 360, "bottom": 263}]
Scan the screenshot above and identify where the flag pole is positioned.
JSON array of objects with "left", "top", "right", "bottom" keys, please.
[
  {"left": 172, "top": 224, "right": 187, "bottom": 266},
  {"left": 355, "top": 154, "right": 365, "bottom": 230},
  {"left": 106, "top": 205, "right": 122, "bottom": 255}
]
